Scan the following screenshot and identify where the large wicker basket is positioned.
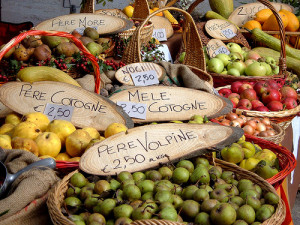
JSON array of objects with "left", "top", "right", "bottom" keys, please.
[
  {"left": 188, "top": 0, "right": 288, "bottom": 88},
  {"left": 122, "top": 6, "right": 212, "bottom": 85},
  {"left": 0, "top": 30, "right": 102, "bottom": 94},
  {"left": 47, "top": 156, "right": 286, "bottom": 225}
]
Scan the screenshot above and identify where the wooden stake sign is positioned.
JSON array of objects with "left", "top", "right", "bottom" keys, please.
[
  {"left": 79, "top": 123, "right": 244, "bottom": 175},
  {"left": 94, "top": 9, "right": 128, "bottom": 20},
  {"left": 115, "top": 62, "right": 165, "bottom": 86},
  {"left": 109, "top": 86, "right": 232, "bottom": 123},
  {"left": 228, "top": 2, "right": 293, "bottom": 27},
  {"left": 206, "top": 39, "right": 230, "bottom": 59},
  {"left": 205, "top": 19, "right": 237, "bottom": 40},
  {"left": 0, "top": 81, "right": 134, "bottom": 130},
  {"left": 0, "top": 102, "right": 13, "bottom": 118},
  {"left": 35, "top": 13, "right": 132, "bottom": 34}
]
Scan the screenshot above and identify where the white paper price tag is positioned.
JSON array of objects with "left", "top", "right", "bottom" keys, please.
[
  {"left": 117, "top": 101, "right": 147, "bottom": 120},
  {"left": 131, "top": 70, "right": 159, "bottom": 86},
  {"left": 214, "top": 46, "right": 230, "bottom": 56},
  {"left": 221, "top": 28, "right": 237, "bottom": 39},
  {"left": 44, "top": 103, "right": 74, "bottom": 121},
  {"left": 152, "top": 29, "right": 167, "bottom": 41}
]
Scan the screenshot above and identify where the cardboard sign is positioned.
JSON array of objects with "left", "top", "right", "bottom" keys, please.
[
  {"left": 115, "top": 62, "right": 165, "bottom": 86},
  {"left": 94, "top": 9, "right": 128, "bottom": 20},
  {"left": 35, "top": 13, "right": 132, "bottom": 35},
  {"left": 0, "top": 81, "right": 134, "bottom": 131},
  {"left": 228, "top": 2, "right": 293, "bottom": 27},
  {"left": 151, "top": 16, "right": 174, "bottom": 39},
  {"left": 109, "top": 86, "right": 232, "bottom": 123},
  {"left": 205, "top": 19, "right": 237, "bottom": 40},
  {"left": 117, "top": 101, "right": 147, "bottom": 120},
  {"left": 44, "top": 103, "right": 74, "bottom": 121},
  {"left": 131, "top": 70, "right": 159, "bottom": 86},
  {"left": 79, "top": 123, "right": 244, "bottom": 175},
  {"left": 206, "top": 39, "right": 230, "bottom": 58},
  {"left": 0, "top": 102, "right": 13, "bottom": 118}
]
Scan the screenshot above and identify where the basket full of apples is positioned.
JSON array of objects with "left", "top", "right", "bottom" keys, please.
[{"left": 217, "top": 79, "right": 300, "bottom": 130}]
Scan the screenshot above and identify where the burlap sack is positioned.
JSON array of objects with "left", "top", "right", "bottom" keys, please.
[{"left": 0, "top": 149, "right": 60, "bottom": 225}]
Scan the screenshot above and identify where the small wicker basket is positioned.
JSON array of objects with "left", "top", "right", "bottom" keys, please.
[
  {"left": 0, "top": 30, "right": 102, "bottom": 94},
  {"left": 122, "top": 6, "right": 213, "bottom": 86},
  {"left": 47, "top": 156, "right": 286, "bottom": 225}
]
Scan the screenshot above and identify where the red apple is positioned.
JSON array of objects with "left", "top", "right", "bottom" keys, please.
[
  {"left": 282, "top": 97, "right": 298, "bottom": 109},
  {"left": 262, "top": 89, "right": 281, "bottom": 104},
  {"left": 237, "top": 99, "right": 252, "bottom": 110},
  {"left": 267, "top": 101, "right": 283, "bottom": 111},
  {"left": 251, "top": 100, "right": 264, "bottom": 109},
  {"left": 231, "top": 81, "right": 243, "bottom": 93},
  {"left": 240, "top": 89, "right": 257, "bottom": 101},
  {"left": 218, "top": 88, "right": 232, "bottom": 98},
  {"left": 254, "top": 106, "right": 270, "bottom": 112},
  {"left": 238, "top": 83, "right": 253, "bottom": 94},
  {"left": 280, "top": 86, "right": 298, "bottom": 100},
  {"left": 230, "top": 99, "right": 237, "bottom": 108},
  {"left": 228, "top": 93, "right": 240, "bottom": 100},
  {"left": 253, "top": 81, "right": 269, "bottom": 96},
  {"left": 265, "top": 79, "right": 280, "bottom": 90}
]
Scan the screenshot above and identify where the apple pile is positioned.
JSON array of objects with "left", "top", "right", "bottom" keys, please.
[
  {"left": 207, "top": 43, "right": 279, "bottom": 77},
  {"left": 216, "top": 113, "right": 277, "bottom": 137},
  {"left": 218, "top": 80, "right": 299, "bottom": 111}
]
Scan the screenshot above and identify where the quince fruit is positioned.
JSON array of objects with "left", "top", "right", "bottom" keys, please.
[
  {"left": 36, "top": 132, "right": 61, "bottom": 157},
  {"left": 46, "top": 120, "right": 76, "bottom": 145},
  {"left": 104, "top": 123, "right": 128, "bottom": 138},
  {"left": 22, "top": 112, "right": 50, "bottom": 131},
  {"left": 0, "top": 134, "right": 12, "bottom": 149},
  {"left": 12, "top": 121, "right": 42, "bottom": 140}
]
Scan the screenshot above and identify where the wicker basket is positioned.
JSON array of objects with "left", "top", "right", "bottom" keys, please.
[
  {"left": 122, "top": 6, "right": 213, "bottom": 85},
  {"left": 187, "top": 0, "right": 251, "bottom": 49},
  {"left": 47, "top": 157, "right": 286, "bottom": 225},
  {"left": 0, "top": 30, "right": 102, "bottom": 94},
  {"left": 187, "top": 0, "right": 288, "bottom": 88},
  {"left": 215, "top": 84, "right": 300, "bottom": 131}
]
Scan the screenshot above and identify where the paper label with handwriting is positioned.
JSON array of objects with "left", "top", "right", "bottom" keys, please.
[
  {"left": 215, "top": 46, "right": 230, "bottom": 56},
  {"left": 44, "top": 103, "right": 74, "bottom": 121},
  {"left": 221, "top": 28, "right": 236, "bottom": 39},
  {"left": 152, "top": 28, "right": 167, "bottom": 41},
  {"left": 131, "top": 70, "right": 159, "bottom": 86},
  {"left": 117, "top": 101, "right": 147, "bottom": 120}
]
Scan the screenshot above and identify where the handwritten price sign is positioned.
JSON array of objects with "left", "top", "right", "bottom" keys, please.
[
  {"left": 44, "top": 103, "right": 74, "bottom": 121},
  {"left": 214, "top": 46, "right": 230, "bottom": 56},
  {"left": 131, "top": 70, "right": 159, "bottom": 86},
  {"left": 117, "top": 101, "right": 147, "bottom": 120},
  {"left": 152, "top": 29, "right": 167, "bottom": 41},
  {"left": 221, "top": 28, "right": 236, "bottom": 39}
]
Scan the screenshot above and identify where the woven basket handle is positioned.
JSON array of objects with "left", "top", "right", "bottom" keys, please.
[
  {"left": 80, "top": 0, "right": 95, "bottom": 13},
  {"left": 122, "top": 7, "right": 206, "bottom": 70},
  {"left": 0, "top": 30, "right": 101, "bottom": 94},
  {"left": 132, "top": 0, "right": 151, "bottom": 20},
  {"left": 187, "top": 0, "right": 287, "bottom": 76}
]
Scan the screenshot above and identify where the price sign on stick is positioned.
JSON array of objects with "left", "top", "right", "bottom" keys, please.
[
  {"left": 117, "top": 101, "right": 147, "bottom": 120},
  {"left": 152, "top": 28, "right": 167, "bottom": 41},
  {"left": 205, "top": 19, "right": 237, "bottom": 40},
  {"left": 44, "top": 103, "right": 74, "bottom": 121},
  {"left": 131, "top": 70, "right": 159, "bottom": 86},
  {"left": 206, "top": 39, "right": 230, "bottom": 58}
]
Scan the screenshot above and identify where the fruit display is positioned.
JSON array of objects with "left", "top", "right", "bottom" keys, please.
[
  {"left": 220, "top": 136, "right": 280, "bottom": 179},
  {"left": 218, "top": 80, "right": 299, "bottom": 111},
  {"left": 0, "top": 111, "right": 130, "bottom": 162},
  {"left": 215, "top": 113, "right": 279, "bottom": 138},
  {"left": 206, "top": 42, "right": 279, "bottom": 77},
  {"left": 60, "top": 156, "right": 280, "bottom": 225}
]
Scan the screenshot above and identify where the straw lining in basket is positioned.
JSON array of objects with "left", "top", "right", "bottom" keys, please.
[{"left": 47, "top": 157, "right": 286, "bottom": 225}]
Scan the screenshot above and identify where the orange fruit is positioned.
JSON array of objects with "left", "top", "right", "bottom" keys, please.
[
  {"left": 243, "top": 20, "right": 262, "bottom": 30},
  {"left": 152, "top": 7, "right": 163, "bottom": 16},
  {"left": 255, "top": 9, "right": 273, "bottom": 24},
  {"left": 262, "top": 11, "right": 289, "bottom": 31},
  {"left": 280, "top": 9, "right": 299, "bottom": 32}
]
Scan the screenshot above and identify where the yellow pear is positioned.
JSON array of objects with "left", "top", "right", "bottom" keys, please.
[
  {"left": 82, "top": 127, "right": 100, "bottom": 139},
  {"left": 104, "top": 123, "right": 128, "bottom": 138},
  {"left": 5, "top": 112, "right": 21, "bottom": 125},
  {"left": 39, "top": 155, "right": 56, "bottom": 160},
  {"left": 22, "top": 112, "right": 50, "bottom": 131},
  {"left": 11, "top": 137, "right": 39, "bottom": 156},
  {"left": 12, "top": 121, "right": 42, "bottom": 140},
  {"left": 86, "top": 138, "right": 103, "bottom": 150},
  {"left": 56, "top": 152, "right": 71, "bottom": 161},
  {"left": 68, "top": 157, "right": 81, "bottom": 162},
  {"left": 0, "top": 123, "right": 15, "bottom": 136},
  {"left": 0, "top": 134, "right": 12, "bottom": 149},
  {"left": 35, "top": 132, "right": 61, "bottom": 157},
  {"left": 66, "top": 129, "right": 92, "bottom": 157},
  {"left": 46, "top": 120, "right": 76, "bottom": 145}
]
